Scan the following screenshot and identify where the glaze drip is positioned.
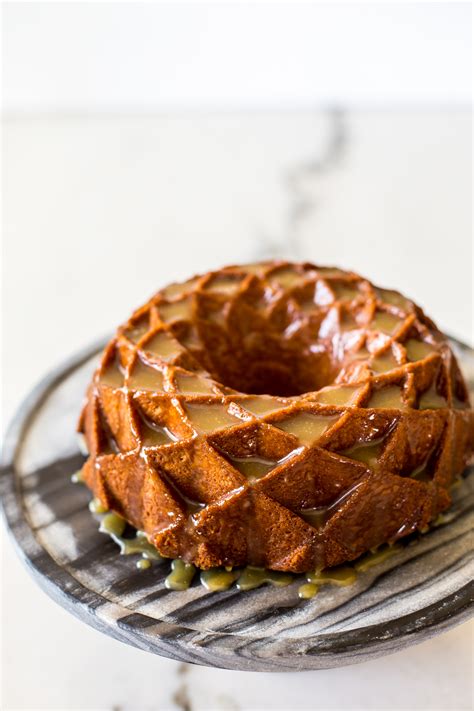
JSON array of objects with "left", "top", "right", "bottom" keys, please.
[{"left": 78, "top": 476, "right": 462, "bottom": 600}]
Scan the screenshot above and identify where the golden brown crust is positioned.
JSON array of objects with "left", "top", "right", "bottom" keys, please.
[{"left": 79, "top": 261, "right": 474, "bottom": 571}]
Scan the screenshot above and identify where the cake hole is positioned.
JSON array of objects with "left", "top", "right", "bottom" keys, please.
[
  {"left": 194, "top": 351, "right": 337, "bottom": 398},
  {"left": 167, "top": 276, "right": 408, "bottom": 398},
  {"left": 185, "top": 289, "right": 345, "bottom": 395}
]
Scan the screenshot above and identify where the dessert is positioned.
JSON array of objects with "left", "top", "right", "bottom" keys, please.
[{"left": 78, "top": 261, "right": 474, "bottom": 573}]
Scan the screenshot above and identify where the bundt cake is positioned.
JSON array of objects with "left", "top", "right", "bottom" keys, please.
[{"left": 78, "top": 261, "right": 474, "bottom": 573}]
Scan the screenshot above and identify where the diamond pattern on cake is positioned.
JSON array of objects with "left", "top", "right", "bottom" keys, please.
[{"left": 79, "top": 261, "right": 473, "bottom": 572}]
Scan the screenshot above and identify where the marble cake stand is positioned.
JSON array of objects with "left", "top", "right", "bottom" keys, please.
[{"left": 1, "top": 338, "right": 473, "bottom": 672}]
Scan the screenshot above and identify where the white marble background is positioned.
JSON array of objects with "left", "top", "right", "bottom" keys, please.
[{"left": 1, "top": 111, "right": 473, "bottom": 710}]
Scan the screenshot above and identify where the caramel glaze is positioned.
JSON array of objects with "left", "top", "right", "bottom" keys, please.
[
  {"left": 78, "top": 261, "right": 474, "bottom": 573},
  {"left": 78, "top": 475, "right": 466, "bottom": 597}
]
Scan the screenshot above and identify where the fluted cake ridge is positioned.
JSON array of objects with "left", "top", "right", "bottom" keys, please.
[{"left": 78, "top": 261, "right": 474, "bottom": 572}]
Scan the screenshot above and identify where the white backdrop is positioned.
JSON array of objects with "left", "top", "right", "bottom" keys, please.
[
  {"left": 2, "top": 4, "right": 473, "bottom": 711},
  {"left": 3, "top": 1, "right": 472, "bottom": 113}
]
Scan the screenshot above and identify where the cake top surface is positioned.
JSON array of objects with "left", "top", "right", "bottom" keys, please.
[{"left": 82, "top": 260, "right": 469, "bottom": 474}]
